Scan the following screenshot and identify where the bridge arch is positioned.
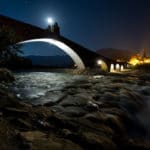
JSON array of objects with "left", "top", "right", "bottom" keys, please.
[{"left": 19, "top": 38, "right": 85, "bottom": 69}]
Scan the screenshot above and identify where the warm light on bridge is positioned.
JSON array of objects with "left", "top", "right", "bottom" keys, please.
[
  {"left": 97, "top": 60, "right": 103, "bottom": 65},
  {"left": 116, "top": 64, "right": 120, "bottom": 71},
  {"left": 97, "top": 59, "right": 108, "bottom": 71}
]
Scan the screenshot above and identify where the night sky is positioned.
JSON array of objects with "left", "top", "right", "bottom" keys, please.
[{"left": 1, "top": 0, "right": 150, "bottom": 56}]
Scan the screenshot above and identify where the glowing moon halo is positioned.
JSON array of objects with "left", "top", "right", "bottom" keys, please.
[{"left": 47, "top": 17, "right": 53, "bottom": 24}]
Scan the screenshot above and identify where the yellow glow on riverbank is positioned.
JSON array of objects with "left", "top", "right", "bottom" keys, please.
[
  {"left": 128, "top": 56, "right": 150, "bottom": 66},
  {"left": 128, "top": 49, "right": 150, "bottom": 66}
]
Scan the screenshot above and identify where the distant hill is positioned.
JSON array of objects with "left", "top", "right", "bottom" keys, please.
[
  {"left": 97, "top": 48, "right": 137, "bottom": 61},
  {"left": 25, "top": 55, "right": 74, "bottom": 68}
]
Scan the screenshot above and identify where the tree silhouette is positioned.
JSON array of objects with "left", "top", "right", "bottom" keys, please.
[{"left": 0, "top": 26, "right": 22, "bottom": 66}]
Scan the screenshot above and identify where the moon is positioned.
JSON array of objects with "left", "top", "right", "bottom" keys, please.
[{"left": 47, "top": 17, "right": 53, "bottom": 24}]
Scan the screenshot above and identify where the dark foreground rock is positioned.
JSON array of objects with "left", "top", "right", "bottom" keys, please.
[
  {"left": 0, "top": 70, "right": 150, "bottom": 150},
  {"left": 0, "top": 68, "right": 15, "bottom": 83}
]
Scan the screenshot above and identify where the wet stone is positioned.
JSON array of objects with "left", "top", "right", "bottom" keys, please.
[
  {"left": 15, "top": 118, "right": 33, "bottom": 130},
  {"left": 60, "top": 106, "right": 87, "bottom": 117},
  {"left": 81, "top": 132, "right": 118, "bottom": 150},
  {"left": 85, "top": 100, "right": 99, "bottom": 112},
  {"left": 59, "top": 93, "right": 95, "bottom": 109},
  {"left": 0, "top": 68, "right": 15, "bottom": 83},
  {"left": 33, "top": 119, "right": 54, "bottom": 130},
  {"left": 3, "top": 107, "right": 29, "bottom": 118},
  {"left": 19, "top": 131, "right": 83, "bottom": 150},
  {"left": 1, "top": 70, "right": 150, "bottom": 149},
  {"left": 140, "top": 86, "right": 150, "bottom": 95}
]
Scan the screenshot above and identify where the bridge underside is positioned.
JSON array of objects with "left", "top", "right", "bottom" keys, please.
[
  {"left": 20, "top": 38, "right": 86, "bottom": 70},
  {"left": 0, "top": 15, "right": 113, "bottom": 71}
]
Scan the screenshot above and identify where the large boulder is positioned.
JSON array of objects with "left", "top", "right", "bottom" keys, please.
[
  {"left": 0, "top": 68, "right": 15, "bottom": 83},
  {"left": 0, "top": 87, "right": 23, "bottom": 108}
]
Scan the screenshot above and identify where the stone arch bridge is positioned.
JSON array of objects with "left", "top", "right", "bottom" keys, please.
[{"left": 0, "top": 15, "right": 125, "bottom": 71}]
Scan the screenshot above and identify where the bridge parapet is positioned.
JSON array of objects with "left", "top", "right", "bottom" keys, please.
[{"left": 0, "top": 15, "right": 57, "bottom": 41}]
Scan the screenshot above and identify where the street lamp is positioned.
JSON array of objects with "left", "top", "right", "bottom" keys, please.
[{"left": 97, "top": 60, "right": 102, "bottom": 65}]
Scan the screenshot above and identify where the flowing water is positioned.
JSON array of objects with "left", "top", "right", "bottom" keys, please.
[
  {"left": 10, "top": 71, "right": 150, "bottom": 137},
  {"left": 10, "top": 71, "right": 150, "bottom": 105},
  {"left": 10, "top": 71, "right": 85, "bottom": 104}
]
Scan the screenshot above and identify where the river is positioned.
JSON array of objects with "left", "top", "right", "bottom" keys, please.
[
  {"left": 10, "top": 71, "right": 150, "bottom": 105},
  {"left": 10, "top": 71, "right": 86, "bottom": 105},
  {"left": 10, "top": 71, "right": 150, "bottom": 134}
]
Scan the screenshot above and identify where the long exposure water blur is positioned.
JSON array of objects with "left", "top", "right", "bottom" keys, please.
[
  {"left": 5, "top": 70, "right": 150, "bottom": 149},
  {"left": 10, "top": 71, "right": 85, "bottom": 104},
  {"left": 11, "top": 71, "right": 150, "bottom": 105}
]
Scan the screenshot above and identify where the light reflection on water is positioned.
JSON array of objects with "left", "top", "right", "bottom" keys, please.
[
  {"left": 10, "top": 71, "right": 150, "bottom": 136},
  {"left": 10, "top": 72, "right": 150, "bottom": 106},
  {"left": 11, "top": 72, "right": 84, "bottom": 104}
]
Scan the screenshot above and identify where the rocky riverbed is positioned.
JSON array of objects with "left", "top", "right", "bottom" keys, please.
[{"left": 0, "top": 68, "right": 150, "bottom": 150}]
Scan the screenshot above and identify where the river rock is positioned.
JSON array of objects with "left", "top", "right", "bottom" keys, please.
[
  {"left": 59, "top": 106, "right": 87, "bottom": 117},
  {"left": 85, "top": 100, "right": 99, "bottom": 112},
  {"left": 58, "top": 93, "right": 94, "bottom": 108},
  {"left": 84, "top": 112, "right": 125, "bottom": 135},
  {"left": 0, "top": 68, "right": 15, "bottom": 83},
  {"left": 3, "top": 107, "right": 29, "bottom": 117},
  {"left": 140, "top": 86, "right": 150, "bottom": 95},
  {"left": 0, "top": 88, "right": 23, "bottom": 108},
  {"left": 125, "top": 138, "right": 150, "bottom": 150},
  {"left": 80, "top": 132, "right": 118, "bottom": 150},
  {"left": 11, "top": 118, "right": 33, "bottom": 130},
  {"left": 19, "top": 131, "right": 83, "bottom": 150},
  {"left": 0, "top": 119, "right": 21, "bottom": 150}
]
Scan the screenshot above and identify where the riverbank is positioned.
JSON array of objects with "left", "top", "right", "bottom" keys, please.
[{"left": 0, "top": 68, "right": 150, "bottom": 150}]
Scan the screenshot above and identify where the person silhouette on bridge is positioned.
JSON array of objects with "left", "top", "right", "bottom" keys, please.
[
  {"left": 47, "top": 25, "right": 52, "bottom": 32},
  {"left": 52, "top": 22, "right": 60, "bottom": 35}
]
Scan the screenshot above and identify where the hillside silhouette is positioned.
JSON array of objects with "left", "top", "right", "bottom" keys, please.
[{"left": 97, "top": 48, "right": 138, "bottom": 61}]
